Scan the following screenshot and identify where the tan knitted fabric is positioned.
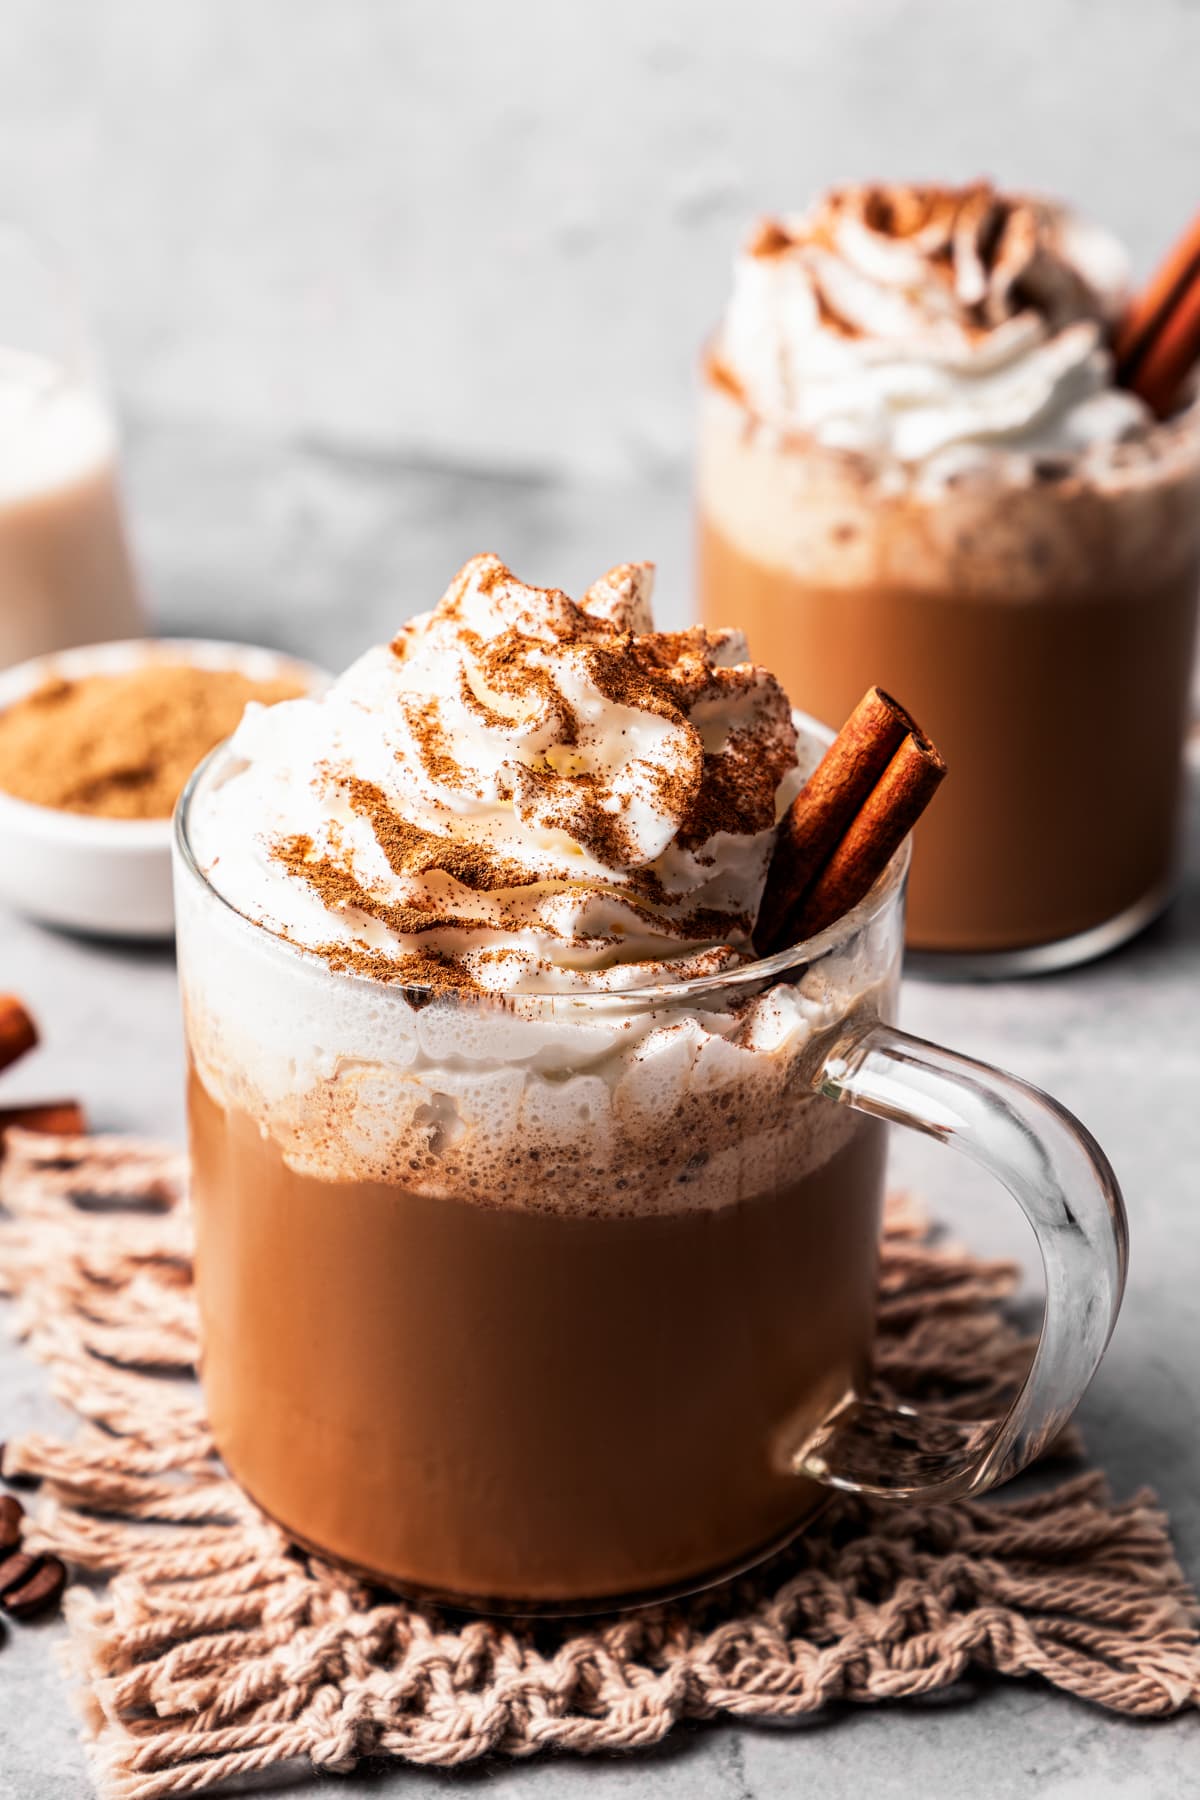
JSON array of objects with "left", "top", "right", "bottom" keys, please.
[{"left": 0, "top": 1129, "right": 1196, "bottom": 1800}]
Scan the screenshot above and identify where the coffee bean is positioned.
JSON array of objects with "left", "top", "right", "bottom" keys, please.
[
  {"left": 0, "top": 1495, "right": 23, "bottom": 1553},
  {"left": 0, "top": 1550, "right": 39, "bottom": 1598},
  {"left": 2, "top": 1555, "right": 66, "bottom": 1622}
]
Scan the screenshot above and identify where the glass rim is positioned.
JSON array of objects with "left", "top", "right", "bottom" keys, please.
[{"left": 173, "top": 738, "right": 910, "bottom": 1006}]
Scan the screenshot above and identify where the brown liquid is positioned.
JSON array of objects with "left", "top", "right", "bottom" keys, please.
[
  {"left": 700, "top": 513, "right": 1200, "bottom": 954},
  {"left": 188, "top": 1070, "right": 886, "bottom": 1608},
  {"left": 0, "top": 439, "right": 142, "bottom": 671}
]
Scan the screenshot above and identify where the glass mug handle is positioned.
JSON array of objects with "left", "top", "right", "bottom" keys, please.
[{"left": 798, "top": 1021, "right": 1128, "bottom": 1502}]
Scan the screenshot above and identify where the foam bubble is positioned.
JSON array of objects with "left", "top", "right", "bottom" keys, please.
[{"left": 699, "top": 377, "right": 1200, "bottom": 596}]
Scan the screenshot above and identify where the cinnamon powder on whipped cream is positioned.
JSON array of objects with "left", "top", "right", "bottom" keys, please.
[
  {"left": 0, "top": 663, "right": 305, "bottom": 820},
  {"left": 193, "top": 555, "right": 803, "bottom": 994}
]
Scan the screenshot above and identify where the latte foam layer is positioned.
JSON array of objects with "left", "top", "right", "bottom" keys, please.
[
  {"left": 0, "top": 348, "right": 116, "bottom": 502},
  {"left": 177, "top": 791, "right": 900, "bottom": 1214}
]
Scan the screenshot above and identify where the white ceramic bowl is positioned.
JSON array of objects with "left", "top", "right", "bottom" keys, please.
[{"left": 0, "top": 638, "right": 326, "bottom": 939}]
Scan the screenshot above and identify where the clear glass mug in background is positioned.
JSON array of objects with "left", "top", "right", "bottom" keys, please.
[
  {"left": 0, "top": 223, "right": 143, "bottom": 670},
  {"left": 174, "top": 735, "right": 1127, "bottom": 1615},
  {"left": 698, "top": 360, "right": 1200, "bottom": 975}
]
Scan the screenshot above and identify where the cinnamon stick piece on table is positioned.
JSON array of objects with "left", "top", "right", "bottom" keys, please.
[
  {"left": 0, "top": 1101, "right": 87, "bottom": 1148},
  {"left": 0, "top": 996, "right": 37, "bottom": 1074},
  {"left": 757, "top": 687, "right": 946, "bottom": 955}
]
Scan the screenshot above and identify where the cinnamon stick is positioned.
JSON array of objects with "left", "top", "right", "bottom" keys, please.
[
  {"left": 1115, "top": 213, "right": 1200, "bottom": 381},
  {"left": 0, "top": 1100, "right": 86, "bottom": 1147},
  {"left": 0, "top": 996, "right": 37, "bottom": 1074},
  {"left": 1127, "top": 272, "right": 1200, "bottom": 419},
  {"left": 791, "top": 729, "right": 946, "bottom": 940},
  {"left": 1115, "top": 212, "right": 1200, "bottom": 416},
  {"left": 756, "top": 688, "right": 916, "bottom": 952}
]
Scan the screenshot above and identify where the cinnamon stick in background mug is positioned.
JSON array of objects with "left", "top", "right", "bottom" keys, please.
[
  {"left": 699, "top": 181, "right": 1200, "bottom": 974},
  {"left": 0, "top": 995, "right": 36, "bottom": 1072},
  {"left": 173, "top": 554, "right": 1125, "bottom": 1613},
  {"left": 1116, "top": 211, "right": 1200, "bottom": 414}
]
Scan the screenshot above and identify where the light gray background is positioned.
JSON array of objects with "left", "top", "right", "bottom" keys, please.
[
  {"left": 2, "top": 3, "right": 1200, "bottom": 1794},
  {"left": 5, "top": 0, "right": 1200, "bottom": 656}
]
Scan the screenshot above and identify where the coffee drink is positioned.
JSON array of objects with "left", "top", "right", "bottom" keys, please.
[
  {"left": 699, "top": 186, "right": 1200, "bottom": 964},
  {"left": 176, "top": 555, "right": 902, "bottom": 1606},
  {"left": 0, "top": 349, "right": 142, "bottom": 670},
  {"left": 188, "top": 1069, "right": 885, "bottom": 1602}
]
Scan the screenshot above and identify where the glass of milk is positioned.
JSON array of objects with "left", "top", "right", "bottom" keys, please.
[{"left": 0, "top": 224, "right": 143, "bottom": 669}]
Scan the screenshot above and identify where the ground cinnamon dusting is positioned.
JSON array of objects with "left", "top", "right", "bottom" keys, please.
[
  {"left": 459, "top": 628, "right": 580, "bottom": 745},
  {"left": 256, "top": 557, "right": 803, "bottom": 983},
  {"left": 677, "top": 726, "right": 795, "bottom": 852},
  {"left": 0, "top": 663, "right": 305, "bottom": 820},
  {"left": 346, "top": 778, "right": 536, "bottom": 893},
  {"left": 272, "top": 834, "right": 491, "bottom": 941},
  {"left": 402, "top": 698, "right": 482, "bottom": 797},
  {"left": 316, "top": 941, "right": 483, "bottom": 994},
  {"left": 743, "top": 184, "right": 1105, "bottom": 343}
]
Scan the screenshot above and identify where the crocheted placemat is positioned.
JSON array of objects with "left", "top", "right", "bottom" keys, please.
[{"left": 0, "top": 1129, "right": 1196, "bottom": 1800}]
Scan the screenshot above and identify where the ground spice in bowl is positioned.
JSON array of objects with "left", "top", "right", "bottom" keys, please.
[{"left": 0, "top": 661, "right": 306, "bottom": 820}]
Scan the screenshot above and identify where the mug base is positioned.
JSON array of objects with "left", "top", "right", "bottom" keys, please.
[
  {"left": 905, "top": 878, "right": 1174, "bottom": 982},
  {"left": 234, "top": 1470, "right": 833, "bottom": 1620}
]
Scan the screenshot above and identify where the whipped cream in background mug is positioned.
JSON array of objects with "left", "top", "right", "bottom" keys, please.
[{"left": 718, "top": 182, "right": 1152, "bottom": 483}]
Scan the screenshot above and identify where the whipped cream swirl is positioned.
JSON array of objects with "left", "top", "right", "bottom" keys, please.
[
  {"left": 718, "top": 182, "right": 1150, "bottom": 475},
  {"left": 189, "top": 555, "right": 802, "bottom": 992}
]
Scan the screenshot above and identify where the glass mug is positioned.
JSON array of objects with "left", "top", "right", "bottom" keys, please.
[
  {"left": 174, "top": 736, "right": 1127, "bottom": 1613},
  {"left": 0, "top": 222, "right": 143, "bottom": 670},
  {"left": 697, "top": 359, "right": 1200, "bottom": 975}
]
